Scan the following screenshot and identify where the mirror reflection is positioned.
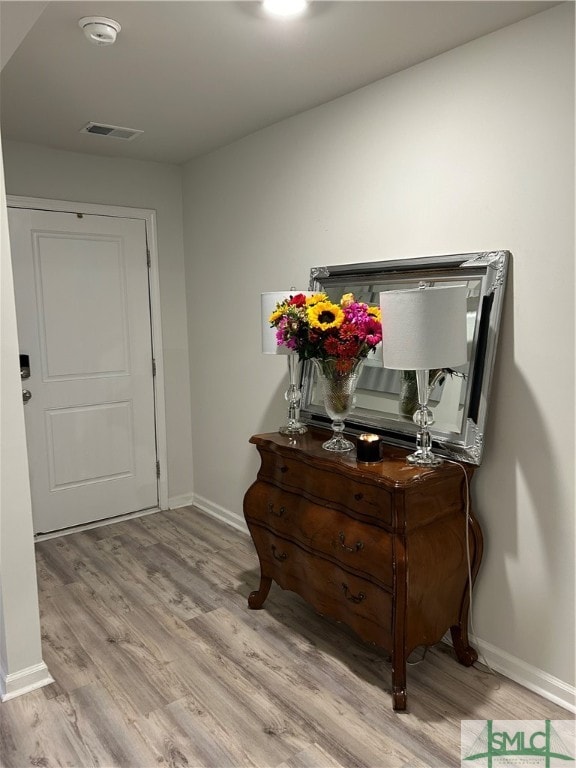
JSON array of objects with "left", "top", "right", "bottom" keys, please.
[
  {"left": 308, "top": 278, "right": 481, "bottom": 434},
  {"left": 300, "top": 252, "right": 510, "bottom": 464}
]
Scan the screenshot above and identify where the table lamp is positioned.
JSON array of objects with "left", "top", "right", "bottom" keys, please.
[
  {"left": 261, "top": 291, "right": 310, "bottom": 435},
  {"left": 379, "top": 284, "right": 467, "bottom": 466}
]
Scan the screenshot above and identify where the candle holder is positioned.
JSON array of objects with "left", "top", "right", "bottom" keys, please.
[{"left": 356, "top": 433, "right": 382, "bottom": 463}]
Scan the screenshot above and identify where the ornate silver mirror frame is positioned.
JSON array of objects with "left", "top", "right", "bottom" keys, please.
[{"left": 300, "top": 250, "right": 510, "bottom": 464}]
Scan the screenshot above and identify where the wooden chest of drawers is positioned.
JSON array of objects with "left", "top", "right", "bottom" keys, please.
[{"left": 243, "top": 429, "right": 483, "bottom": 711}]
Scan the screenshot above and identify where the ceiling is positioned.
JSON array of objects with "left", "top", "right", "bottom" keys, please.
[{"left": 0, "top": 1, "right": 560, "bottom": 165}]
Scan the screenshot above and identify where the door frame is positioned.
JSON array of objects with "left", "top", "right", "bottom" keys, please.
[{"left": 7, "top": 195, "right": 169, "bottom": 514}]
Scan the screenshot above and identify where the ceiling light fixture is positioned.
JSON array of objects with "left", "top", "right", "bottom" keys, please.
[
  {"left": 78, "top": 17, "right": 121, "bottom": 46},
  {"left": 262, "top": 0, "right": 308, "bottom": 18}
]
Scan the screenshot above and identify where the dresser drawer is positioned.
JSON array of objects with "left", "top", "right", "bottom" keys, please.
[
  {"left": 258, "top": 451, "right": 392, "bottom": 526},
  {"left": 249, "top": 526, "right": 393, "bottom": 651},
  {"left": 245, "top": 482, "right": 393, "bottom": 589}
]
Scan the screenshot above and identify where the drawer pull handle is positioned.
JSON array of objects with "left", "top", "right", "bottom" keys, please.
[
  {"left": 354, "top": 492, "right": 363, "bottom": 501},
  {"left": 342, "top": 583, "right": 365, "bottom": 603},
  {"left": 271, "top": 546, "right": 288, "bottom": 562},
  {"left": 268, "top": 503, "right": 286, "bottom": 518},
  {"left": 337, "top": 532, "right": 364, "bottom": 553},
  {"left": 280, "top": 466, "right": 289, "bottom": 473}
]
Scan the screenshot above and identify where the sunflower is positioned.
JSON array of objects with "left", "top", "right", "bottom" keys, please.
[
  {"left": 268, "top": 306, "right": 287, "bottom": 324},
  {"left": 305, "top": 293, "right": 328, "bottom": 306},
  {"left": 307, "top": 301, "right": 344, "bottom": 331},
  {"left": 367, "top": 306, "right": 382, "bottom": 323}
]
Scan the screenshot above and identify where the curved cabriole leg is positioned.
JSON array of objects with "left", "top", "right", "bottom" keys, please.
[
  {"left": 248, "top": 575, "right": 272, "bottom": 609},
  {"left": 451, "top": 503, "right": 483, "bottom": 667},
  {"left": 450, "top": 625, "right": 478, "bottom": 667}
]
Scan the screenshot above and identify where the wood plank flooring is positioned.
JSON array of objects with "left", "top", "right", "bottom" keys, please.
[{"left": 0, "top": 506, "right": 570, "bottom": 768}]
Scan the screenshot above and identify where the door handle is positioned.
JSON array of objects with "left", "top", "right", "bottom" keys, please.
[{"left": 22, "top": 389, "right": 32, "bottom": 404}]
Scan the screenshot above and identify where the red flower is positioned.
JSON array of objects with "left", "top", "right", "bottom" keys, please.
[
  {"left": 323, "top": 336, "right": 341, "bottom": 355},
  {"left": 289, "top": 293, "right": 308, "bottom": 307}
]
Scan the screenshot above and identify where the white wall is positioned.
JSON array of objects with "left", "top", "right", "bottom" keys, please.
[
  {"left": 0, "top": 139, "right": 52, "bottom": 699},
  {"left": 2, "top": 144, "right": 193, "bottom": 504},
  {"left": 0, "top": 2, "right": 47, "bottom": 70},
  {"left": 182, "top": 4, "right": 575, "bottom": 705}
]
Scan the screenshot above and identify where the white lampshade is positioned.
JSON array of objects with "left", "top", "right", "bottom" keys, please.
[
  {"left": 379, "top": 285, "right": 467, "bottom": 370},
  {"left": 261, "top": 291, "right": 311, "bottom": 355}
]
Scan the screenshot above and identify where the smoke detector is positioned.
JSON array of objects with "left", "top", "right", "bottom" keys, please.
[{"left": 79, "top": 17, "right": 121, "bottom": 46}]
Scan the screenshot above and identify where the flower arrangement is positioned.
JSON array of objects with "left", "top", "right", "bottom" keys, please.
[{"left": 269, "top": 292, "right": 382, "bottom": 369}]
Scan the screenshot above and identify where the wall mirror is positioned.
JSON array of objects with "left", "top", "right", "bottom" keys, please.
[{"left": 300, "top": 251, "right": 510, "bottom": 464}]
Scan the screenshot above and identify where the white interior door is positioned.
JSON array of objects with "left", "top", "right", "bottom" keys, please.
[{"left": 9, "top": 208, "right": 158, "bottom": 534}]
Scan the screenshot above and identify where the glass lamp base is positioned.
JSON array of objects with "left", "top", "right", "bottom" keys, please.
[
  {"left": 406, "top": 450, "right": 443, "bottom": 467},
  {"left": 279, "top": 422, "right": 307, "bottom": 435},
  {"left": 279, "top": 354, "right": 307, "bottom": 436},
  {"left": 322, "top": 434, "right": 355, "bottom": 452},
  {"left": 408, "top": 373, "right": 443, "bottom": 466}
]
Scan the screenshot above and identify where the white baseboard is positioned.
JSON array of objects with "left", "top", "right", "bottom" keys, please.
[
  {"left": 1, "top": 661, "right": 54, "bottom": 702},
  {"left": 191, "top": 494, "right": 249, "bottom": 535},
  {"left": 442, "top": 633, "right": 576, "bottom": 714},
  {"left": 168, "top": 493, "right": 194, "bottom": 510}
]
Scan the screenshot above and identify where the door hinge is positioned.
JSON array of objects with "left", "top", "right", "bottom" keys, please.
[
  {"left": 146, "top": 248, "right": 151, "bottom": 268},
  {"left": 152, "top": 358, "right": 156, "bottom": 377},
  {"left": 156, "top": 460, "right": 161, "bottom": 479}
]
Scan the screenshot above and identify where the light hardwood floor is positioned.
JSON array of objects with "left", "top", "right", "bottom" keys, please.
[{"left": 0, "top": 506, "right": 571, "bottom": 768}]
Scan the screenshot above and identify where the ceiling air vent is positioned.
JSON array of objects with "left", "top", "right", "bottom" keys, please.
[{"left": 80, "top": 122, "right": 143, "bottom": 141}]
